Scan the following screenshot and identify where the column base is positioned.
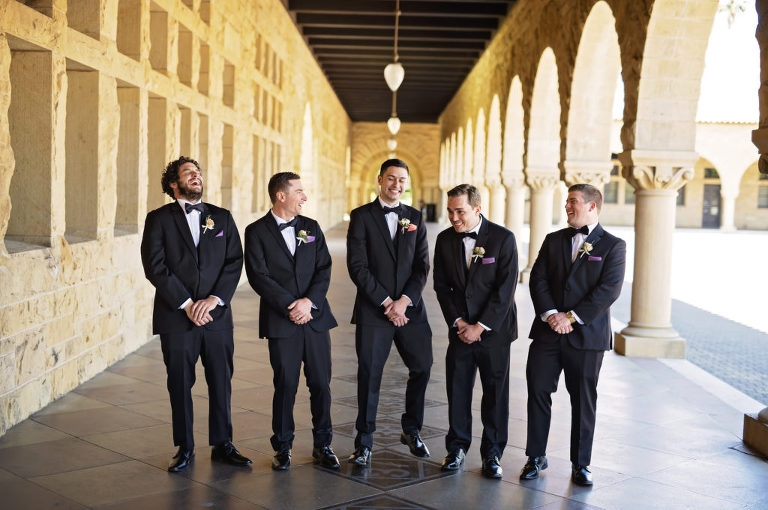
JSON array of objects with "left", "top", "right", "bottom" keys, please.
[
  {"left": 743, "top": 410, "right": 768, "bottom": 457},
  {"left": 520, "top": 267, "right": 532, "bottom": 284},
  {"left": 614, "top": 328, "right": 686, "bottom": 358}
]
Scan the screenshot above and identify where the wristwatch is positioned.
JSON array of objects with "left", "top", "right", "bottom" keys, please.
[{"left": 565, "top": 310, "right": 576, "bottom": 324}]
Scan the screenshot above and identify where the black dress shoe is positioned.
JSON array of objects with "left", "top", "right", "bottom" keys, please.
[
  {"left": 519, "top": 456, "right": 548, "bottom": 480},
  {"left": 441, "top": 448, "right": 466, "bottom": 471},
  {"left": 312, "top": 445, "right": 340, "bottom": 469},
  {"left": 571, "top": 464, "right": 593, "bottom": 486},
  {"left": 400, "top": 431, "right": 430, "bottom": 458},
  {"left": 168, "top": 447, "right": 194, "bottom": 472},
  {"left": 211, "top": 441, "right": 252, "bottom": 467},
  {"left": 272, "top": 449, "right": 291, "bottom": 471},
  {"left": 482, "top": 456, "right": 503, "bottom": 479},
  {"left": 348, "top": 446, "right": 371, "bottom": 465}
]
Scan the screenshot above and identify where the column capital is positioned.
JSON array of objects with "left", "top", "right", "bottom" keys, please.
[
  {"left": 562, "top": 159, "right": 613, "bottom": 187},
  {"left": 502, "top": 174, "right": 525, "bottom": 188},
  {"left": 618, "top": 149, "right": 697, "bottom": 191},
  {"left": 524, "top": 167, "right": 559, "bottom": 190}
]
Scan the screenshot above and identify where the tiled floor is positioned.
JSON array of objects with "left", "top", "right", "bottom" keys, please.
[{"left": 1, "top": 223, "right": 766, "bottom": 509}]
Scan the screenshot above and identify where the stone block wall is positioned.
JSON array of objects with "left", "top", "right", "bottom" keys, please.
[{"left": 0, "top": 0, "right": 350, "bottom": 435}]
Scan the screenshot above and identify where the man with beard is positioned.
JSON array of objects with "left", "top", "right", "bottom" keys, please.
[
  {"left": 346, "top": 159, "right": 433, "bottom": 465},
  {"left": 141, "top": 156, "right": 251, "bottom": 472}
]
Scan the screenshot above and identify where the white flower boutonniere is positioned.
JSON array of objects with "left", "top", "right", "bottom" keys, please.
[
  {"left": 296, "top": 229, "right": 316, "bottom": 246},
  {"left": 579, "top": 242, "right": 593, "bottom": 258},
  {"left": 471, "top": 246, "right": 485, "bottom": 263},
  {"left": 202, "top": 215, "right": 214, "bottom": 234},
  {"left": 398, "top": 217, "right": 418, "bottom": 234}
]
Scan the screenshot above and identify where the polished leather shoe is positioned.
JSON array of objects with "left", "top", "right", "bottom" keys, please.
[
  {"left": 571, "top": 464, "right": 593, "bottom": 486},
  {"left": 348, "top": 446, "right": 371, "bottom": 465},
  {"left": 271, "top": 449, "right": 291, "bottom": 471},
  {"left": 168, "top": 447, "right": 194, "bottom": 472},
  {"left": 312, "top": 445, "right": 340, "bottom": 469},
  {"left": 482, "top": 456, "right": 503, "bottom": 479},
  {"left": 441, "top": 448, "right": 466, "bottom": 471},
  {"left": 211, "top": 441, "right": 252, "bottom": 466},
  {"left": 519, "top": 456, "right": 548, "bottom": 480},
  {"left": 400, "top": 431, "right": 430, "bottom": 458}
]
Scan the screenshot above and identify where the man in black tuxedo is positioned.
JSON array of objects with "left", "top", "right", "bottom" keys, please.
[
  {"left": 141, "top": 157, "right": 251, "bottom": 472},
  {"left": 433, "top": 184, "right": 518, "bottom": 479},
  {"left": 244, "top": 172, "right": 340, "bottom": 471},
  {"left": 346, "top": 159, "right": 432, "bottom": 465},
  {"left": 521, "top": 183, "right": 626, "bottom": 486}
]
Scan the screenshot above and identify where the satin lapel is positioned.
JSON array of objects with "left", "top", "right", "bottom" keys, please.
[
  {"left": 562, "top": 230, "right": 573, "bottom": 270},
  {"left": 453, "top": 231, "right": 467, "bottom": 288},
  {"left": 265, "top": 212, "right": 295, "bottom": 261},
  {"left": 171, "top": 203, "right": 198, "bottom": 263},
  {"left": 467, "top": 216, "right": 489, "bottom": 281},
  {"left": 568, "top": 224, "right": 604, "bottom": 277},
  {"left": 293, "top": 216, "right": 306, "bottom": 267},
  {"left": 395, "top": 208, "right": 414, "bottom": 263},
  {"left": 368, "top": 202, "right": 396, "bottom": 260}
]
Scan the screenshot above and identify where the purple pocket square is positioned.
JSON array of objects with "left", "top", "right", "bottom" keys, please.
[
  {"left": 215, "top": 230, "right": 224, "bottom": 237},
  {"left": 588, "top": 255, "right": 601, "bottom": 261},
  {"left": 307, "top": 235, "right": 316, "bottom": 243},
  {"left": 481, "top": 257, "right": 495, "bottom": 264}
]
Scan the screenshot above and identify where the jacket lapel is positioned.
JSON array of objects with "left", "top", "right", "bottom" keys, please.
[
  {"left": 467, "top": 216, "right": 488, "bottom": 281},
  {"left": 562, "top": 229, "right": 573, "bottom": 269},
  {"left": 368, "top": 201, "right": 396, "bottom": 260},
  {"left": 171, "top": 203, "right": 198, "bottom": 263},
  {"left": 568, "top": 224, "right": 604, "bottom": 277},
  {"left": 293, "top": 216, "right": 306, "bottom": 267}
]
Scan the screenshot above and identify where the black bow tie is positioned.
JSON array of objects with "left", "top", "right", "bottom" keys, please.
[
  {"left": 185, "top": 202, "right": 204, "bottom": 214},
  {"left": 568, "top": 225, "right": 589, "bottom": 237},
  {"left": 381, "top": 204, "right": 401, "bottom": 215},
  {"left": 279, "top": 218, "right": 297, "bottom": 231},
  {"left": 458, "top": 231, "right": 478, "bottom": 239}
]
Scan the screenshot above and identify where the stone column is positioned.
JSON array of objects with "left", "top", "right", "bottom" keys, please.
[
  {"left": 437, "top": 186, "right": 448, "bottom": 225},
  {"left": 614, "top": 150, "right": 696, "bottom": 358},
  {"left": 520, "top": 172, "right": 558, "bottom": 283},
  {"left": 719, "top": 188, "right": 738, "bottom": 232},
  {"left": 503, "top": 175, "right": 526, "bottom": 255},
  {"left": 487, "top": 182, "right": 506, "bottom": 225}
]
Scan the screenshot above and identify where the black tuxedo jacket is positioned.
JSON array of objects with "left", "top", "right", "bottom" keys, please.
[
  {"left": 528, "top": 223, "right": 626, "bottom": 350},
  {"left": 141, "top": 201, "right": 243, "bottom": 335},
  {"left": 433, "top": 217, "right": 518, "bottom": 342},
  {"left": 244, "top": 213, "right": 337, "bottom": 338},
  {"left": 347, "top": 200, "right": 429, "bottom": 327}
]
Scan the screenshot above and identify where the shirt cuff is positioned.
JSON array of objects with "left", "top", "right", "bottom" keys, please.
[
  {"left": 402, "top": 294, "right": 413, "bottom": 306},
  {"left": 380, "top": 296, "right": 392, "bottom": 307},
  {"left": 452, "top": 317, "right": 462, "bottom": 327},
  {"left": 179, "top": 298, "right": 193, "bottom": 310},
  {"left": 540, "top": 309, "right": 557, "bottom": 322},
  {"left": 569, "top": 310, "right": 584, "bottom": 325},
  {"left": 477, "top": 321, "right": 491, "bottom": 331},
  {"left": 210, "top": 295, "right": 224, "bottom": 306}
]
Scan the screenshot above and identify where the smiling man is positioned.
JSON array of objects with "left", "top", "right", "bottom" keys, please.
[
  {"left": 521, "top": 183, "right": 626, "bottom": 487},
  {"left": 141, "top": 157, "right": 251, "bottom": 472},
  {"left": 346, "top": 159, "right": 433, "bottom": 465},
  {"left": 244, "top": 172, "right": 339, "bottom": 471},
  {"left": 433, "top": 184, "right": 518, "bottom": 479}
]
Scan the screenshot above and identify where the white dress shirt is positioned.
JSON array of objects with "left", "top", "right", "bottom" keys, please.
[
  {"left": 454, "top": 217, "right": 489, "bottom": 331},
  {"left": 271, "top": 210, "right": 297, "bottom": 256},
  {"left": 379, "top": 197, "right": 400, "bottom": 240},
  {"left": 176, "top": 199, "right": 222, "bottom": 309}
]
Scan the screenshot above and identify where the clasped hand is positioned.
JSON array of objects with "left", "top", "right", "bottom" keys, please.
[
  {"left": 287, "top": 297, "right": 313, "bottom": 325},
  {"left": 547, "top": 312, "right": 573, "bottom": 334},
  {"left": 383, "top": 296, "right": 410, "bottom": 327},
  {"left": 185, "top": 296, "right": 219, "bottom": 327},
  {"left": 456, "top": 318, "right": 483, "bottom": 344}
]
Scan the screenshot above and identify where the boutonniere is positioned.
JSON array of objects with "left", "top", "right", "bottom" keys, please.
[
  {"left": 202, "top": 215, "right": 214, "bottom": 234},
  {"left": 296, "top": 229, "right": 316, "bottom": 245},
  {"left": 578, "top": 242, "right": 593, "bottom": 258},
  {"left": 471, "top": 246, "right": 485, "bottom": 262},
  {"left": 397, "top": 217, "right": 417, "bottom": 234}
]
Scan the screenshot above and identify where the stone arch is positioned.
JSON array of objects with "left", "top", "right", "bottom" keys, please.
[
  {"left": 564, "top": 0, "right": 620, "bottom": 187},
  {"left": 449, "top": 131, "right": 458, "bottom": 187},
  {"left": 486, "top": 95, "right": 504, "bottom": 223},
  {"left": 299, "top": 102, "right": 315, "bottom": 217},
  {"left": 735, "top": 161, "right": 768, "bottom": 230},
  {"left": 474, "top": 108, "right": 489, "bottom": 208},
  {"left": 502, "top": 75, "right": 526, "bottom": 243},
  {"left": 456, "top": 126, "right": 464, "bottom": 187}
]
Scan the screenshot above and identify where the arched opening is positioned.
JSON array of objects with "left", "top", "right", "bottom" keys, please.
[
  {"left": 474, "top": 108, "right": 489, "bottom": 208},
  {"left": 503, "top": 75, "right": 527, "bottom": 247},
  {"left": 463, "top": 119, "right": 473, "bottom": 183},
  {"left": 486, "top": 95, "right": 504, "bottom": 224},
  {"left": 735, "top": 162, "right": 768, "bottom": 230},
  {"left": 299, "top": 102, "right": 315, "bottom": 217}
]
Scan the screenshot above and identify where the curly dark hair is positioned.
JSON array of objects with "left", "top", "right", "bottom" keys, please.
[{"left": 161, "top": 156, "right": 201, "bottom": 199}]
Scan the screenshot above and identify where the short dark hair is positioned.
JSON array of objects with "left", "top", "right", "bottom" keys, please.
[
  {"left": 379, "top": 158, "right": 409, "bottom": 176},
  {"left": 568, "top": 183, "right": 603, "bottom": 211},
  {"left": 447, "top": 183, "right": 481, "bottom": 207},
  {"left": 268, "top": 171, "right": 301, "bottom": 203},
  {"left": 161, "top": 156, "right": 200, "bottom": 199}
]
